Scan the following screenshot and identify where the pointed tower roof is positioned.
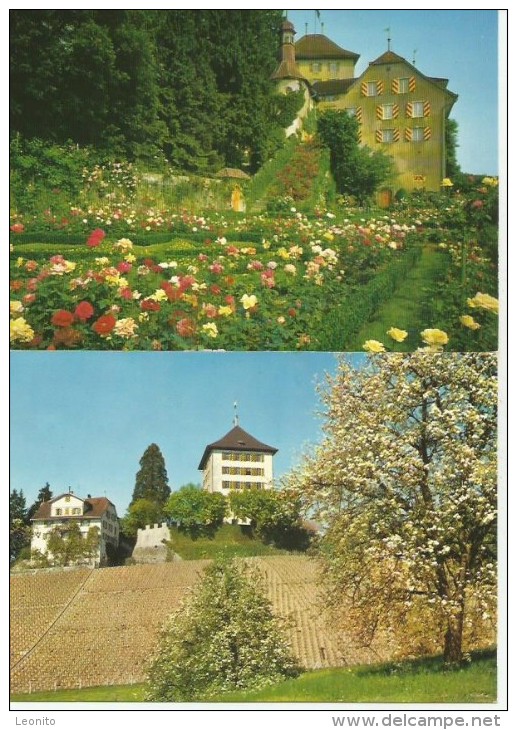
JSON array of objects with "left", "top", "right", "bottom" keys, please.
[
  {"left": 198, "top": 426, "right": 278, "bottom": 470},
  {"left": 295, "top": 34, "right": 359, "bottom": 61},
  {"left": 271, "top": 19, "right": 309, "bottom": 82}
]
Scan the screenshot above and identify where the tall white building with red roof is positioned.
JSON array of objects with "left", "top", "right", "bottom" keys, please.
[{"left": 30, "top": 491, "right": 119, "bottom": 567}]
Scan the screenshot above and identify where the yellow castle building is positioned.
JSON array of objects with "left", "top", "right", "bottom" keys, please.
[{"left": 272, "top": 20, "right": 458, "bottom": 192}]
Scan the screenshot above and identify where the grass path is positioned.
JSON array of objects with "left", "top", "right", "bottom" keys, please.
[{"left": 349, "top": 245, "right": 449, "bottom": 352}]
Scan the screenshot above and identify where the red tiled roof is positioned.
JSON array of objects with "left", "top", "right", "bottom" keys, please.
[
  {"left": 198, "top": 426, "right": 277, "bottom": 470},
  {"left": 270, "top": 59, "right": 309, "bottom": 82},
  {"left": 295, "top": 34, "right": 359, "bottom": 61},
  {"left": 32, "top": 495, "right": 115, "bottom": 521}
]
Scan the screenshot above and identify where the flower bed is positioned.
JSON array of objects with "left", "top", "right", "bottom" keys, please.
[{"left": 10, "top": 210, "right": 417, "bottom": 351}]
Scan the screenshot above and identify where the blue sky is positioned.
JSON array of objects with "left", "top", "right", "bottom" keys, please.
[
  {"left": 289, "top": 8, "right": 502, "bottom": 175},
  {"left": 10, "top": 352, "right": 366, "bottom": 516}
]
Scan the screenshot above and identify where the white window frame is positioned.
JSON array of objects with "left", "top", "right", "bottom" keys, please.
[
  {"left": 412, "top": 101, "right": 425, "bottom": 118},
  {"left": 412, "top": 127, "right": 425, "bottom": 142},
  {"left": 398, "top": 77, "right": 410, "bottom": 94},
  {"left": 382, "top": 104, "right": 394, "bottom": 120},
  {"left": 367, "top": 81, "right": 378, "bottom": 97}
]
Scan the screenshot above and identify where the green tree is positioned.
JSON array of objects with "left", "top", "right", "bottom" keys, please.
[
  {"left": 46, "top": 522, "right": 100, "bottom": 566},
  {"left": 229, "top": 489, "right": 308, "bottom": 549},
  {"left": 121, "top": 498, "right": 165, "bottom": 538},
  {"left": 317, "top": 110, "right": 394, "bottom": 203},
  {"left": 165, "top": 484, "right": 226, "bottom": 538},
  {"left": 146, "top": 559, "right": 300, "bottom": 701},
  {"left": 285, "top": 352, "right": 497, "bottom": 666},
  {"left": 131, "top": 443, "right": 170, "bottom": 507},
  {"left": 26, "top": 482, "right": 53, "bottom": 524},
  {"left": 445, "top": 118, "right": 461, "bottom": 180},
  {"left": 10, "top": 489, "right": 29, "bottom": 563}
]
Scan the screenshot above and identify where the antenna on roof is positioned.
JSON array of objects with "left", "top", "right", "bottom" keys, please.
[
  {"left": 314, "top": 9, "right": 320, "bottom": 34},
  {"left": 412, "top": 49, "right": 418, "bottom": 65},
  {"left": 305, "top": 22, "right": 308, "bottom": 36},
  {"left": 321, "top": 22, "right": 324, "bottom": 34},
  {"left": 233, "top": 401, "right": 239, "bottom": 427},
  {"left": 384, "top": 27, "right": 391, "bottom": 51}
]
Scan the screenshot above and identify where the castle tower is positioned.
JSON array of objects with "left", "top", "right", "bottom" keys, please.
[{"left": 199, "top": 425, "right": 277, "bottom": 496}]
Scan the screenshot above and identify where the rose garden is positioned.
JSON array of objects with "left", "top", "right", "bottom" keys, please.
[{"left": 9, "top": 157, "right": 499, "bottom": 353}]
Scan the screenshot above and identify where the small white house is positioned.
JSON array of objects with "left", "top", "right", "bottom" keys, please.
[
  {"left": 31, "top": 492, "right": 119, "bottom": 567},
  {"left": 198, "top": 425, "right": 277, "bottom": 498}
]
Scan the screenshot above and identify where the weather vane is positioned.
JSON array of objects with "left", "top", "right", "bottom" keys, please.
[
  {"left": 233, "top": 401, "right": 239, "bottom": 426},
  {"left": 384, "top": 27, "right": 391, "bottom": 51}
]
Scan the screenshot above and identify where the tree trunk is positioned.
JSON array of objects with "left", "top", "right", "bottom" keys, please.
[{"left": 443, "top": 610, "right": 465, "bottom": 666}]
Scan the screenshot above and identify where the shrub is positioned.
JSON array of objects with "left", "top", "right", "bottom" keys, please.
[{"left": 145, "top": 559, "right": 300, "bottom": 701}]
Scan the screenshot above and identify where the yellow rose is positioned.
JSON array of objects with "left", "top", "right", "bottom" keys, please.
[
  {"left": 218, "top": 306, "right": 233, "bottom": 317},
  {"left": 10, "top": 300, "right": 24, "bottom": 317},
  {"left": 241, "top": 294, "right": 258, "bottom": 310},
  {"left": 387, "top": 327, "right": 408, "bottom": 343},
  {"left": 10, "top": 317, "right": 35, "bottom": 343},
  {"left": 363, "top": 340, "right": 386, "bottom": 353},
  {"left": 459, "top": 315, "right": 481, "bottom": 330},
  {"left": 202, "top": 322, "right": 218, "bottom": 338},
  {"left": 467, "top": 292, "right": 499, "bottom": 314},
  {"left": 421, "top": 329, "right": 449, "bottom": 348}
]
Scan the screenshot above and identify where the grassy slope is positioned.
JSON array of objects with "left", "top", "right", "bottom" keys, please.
[
  {"left": 167, "top": 523, "right": 293, "bottom": 561},
  {"left": 349, "top": 245, "right": 450, "bottom": 352},
  {"left": 11, "top": 651, "right": 496, "bottom": 704}
]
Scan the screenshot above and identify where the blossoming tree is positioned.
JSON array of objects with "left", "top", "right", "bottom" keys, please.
[{"left": 285, "top": 352, "right": 497, "bottom": 665}]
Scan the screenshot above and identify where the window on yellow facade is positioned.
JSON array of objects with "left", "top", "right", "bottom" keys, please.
[
  {"left": 412, "top": 102, "right": 424, "bottom": 118},
  {"left": 312, "top": 62, "right": 322, "bottom": 73},
  {"left": 382, "top": 104, "right": 394, "bottom": 120},
  {"left": 398, "top": 78, "right": 410, "bottom": 94},
  {"left": 328, "top": 62, "right": 339, "bottom": 74},
  {"left": 382, "top": 129, "right": 395, "bottom": 143},
  {"left": 412, "top": 127, "right": 425, "bottom": 142},
  {"left": 367, "top": 81, "right": 378, "bottom": 97},
  {"left": 56, "top": 508, "right": 62, "bottom": 516}
]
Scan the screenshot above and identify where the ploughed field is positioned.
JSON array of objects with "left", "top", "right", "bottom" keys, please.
[{"left": 11, "top": 556, "right": 388, "bottom": 694}]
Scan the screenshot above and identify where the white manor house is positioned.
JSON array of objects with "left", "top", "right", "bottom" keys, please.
[{"left": 31, "top": 491, "right": 119, "bottom": 567}]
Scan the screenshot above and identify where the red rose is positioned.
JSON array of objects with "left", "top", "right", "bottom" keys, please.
[
  {"left": 10, "top": 223, "right": 25, "bottom": 234},
  {"left": 176, "top": 318, "right": 196, "bottom": 337},
  {"left": 92, "top": 314, "right": 116, "bottom": 336},
  {"left": 74, "top": 301, "right": 95, "bottom": 322},
  {"left": 51, "top": 309, "right": 75, "bottom": 327},
  {"left": 141, "top": 299, "right": 161, "bottom": 312},
  {"left": 87, "top": 228, "right": 106, "bottom": 248}
]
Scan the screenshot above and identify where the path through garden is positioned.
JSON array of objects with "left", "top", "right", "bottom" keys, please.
[{"left": 350, "top": 245, "right": 449, "bottom": 352}]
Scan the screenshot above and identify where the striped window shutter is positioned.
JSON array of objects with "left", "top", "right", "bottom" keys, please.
[
  {"left": 356, "top": 107, "right": 363, "bottom": 123},
  {"left": 358, "top": 130, "right": 362, "bottom": 144},
  {"left": 406, "top": 102, "right": 413, "bottom": 118},
  {"left": 377, "top": 80, "right": 384, "bottom": 95},
  {"left": 424, "top": 126, "right": 431, "bottom": 140},
  {"left": 391, "top": 78, "right": 399, "bottom": 94},
  {"left": 393, "top": 129, "right": 400, "bottom": 142},
  {"left": 423, "top": 101, "right": 431, "bottom": 117},
  {"left": 361, "top": 81, "right": 368, "bottom": 97},
  {"left": 393, "top": 104, "right": 399, "bottom": 119},
  {"left": 375, "top": 129, "right": 383, "bottom": 143},
  {"left": 376, "top": 105, "right": 383, "bottom": 120},
  {"left": 409, "top": 76, "right": 416, "bottom": 92},
  {"left": 404, "top": 128, "right": 412, "bottom": 142}
]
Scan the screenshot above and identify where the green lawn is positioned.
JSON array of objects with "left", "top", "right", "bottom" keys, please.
[
  {"left": 11, "top": 650, "right": 496, "bottom": 704},
  {"left": 350, "top": 245, "right": 450, "bottom": 351}
]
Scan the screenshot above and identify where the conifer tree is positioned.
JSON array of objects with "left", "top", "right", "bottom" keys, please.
[{"left": 131, "top": 443, "right": 170, "bottom": 507}]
